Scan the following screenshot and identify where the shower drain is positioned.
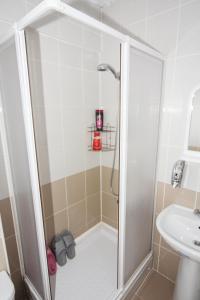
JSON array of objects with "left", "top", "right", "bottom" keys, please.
[{"left": 194, "top": 240, "right": 200, "bottom": 246}]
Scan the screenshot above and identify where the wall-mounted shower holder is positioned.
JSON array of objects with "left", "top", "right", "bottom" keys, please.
[{"left": 88, "top": 123, "right": 116, "bottom": 152}]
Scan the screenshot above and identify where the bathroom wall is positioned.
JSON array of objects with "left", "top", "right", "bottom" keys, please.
[{"left": 101, "top": 0, "right": 200, "bottom": 283}]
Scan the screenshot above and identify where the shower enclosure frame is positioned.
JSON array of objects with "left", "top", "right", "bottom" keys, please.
[{"left": 0, "top": 1, "right": 164, "bottom": 299}]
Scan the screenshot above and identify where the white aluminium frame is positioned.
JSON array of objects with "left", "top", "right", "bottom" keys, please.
[
  {"left": 14, "top": 30, "right": 51, "bottom": 300},
  {"left": 0, "top": 0, "right": 164, "bottom": 299}
]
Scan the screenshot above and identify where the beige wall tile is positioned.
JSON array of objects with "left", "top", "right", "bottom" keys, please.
[
  {"left": 102, "top": 166, "right": 119, "bottom": 194},
  {"left": 0, "top": 197, "right": 15, "bottom": 238},
  {"left": 196, "top": 192, "right": 200, "bottom": 208},
  {"left": 68, "top": 200, "right": 86, "bottom": 238},
  {"left": 161, "top": 238, "right": 179, "bottom": 255},
  {"left": 41, "top": 178, "right": 67, "bottom": 218},
  {"left": 66, "top": 172, "right": 85, "bottom": 206},
  {"left": 102, "top": 192, "right": 118, "bottom": 224},
  {"left": 164, "top": 183, "right": 195, "bottom": 209},
  {"left": 0, "top": 238, "right": 7, "bottom": 271},
  {"left": 102, "top": 166, "right": 110, "bottom": 193},
  {"left": 137, "top": 271, "right": 174, "bottom": 300},
  {"left": 5, "top": 235, "right": 20, "bottom": 274},
  {"left": 45, "top": 209, "right": 68, "bottom": 245},
  {"left": 86, "top": 167, "right": 100, "bottom": 196},
  {"left": 158, "top": 247, "right": 180, "bottom": 282},
  {"left": 155, "top": 182, "right": 164, "bottom": 214},
  {"left": 153, "top": 216, "right": 160, "bottom": 245},
  {"left": 11, "top": 270, "right": 25, "bottom": 300},
  {"left": 130, "top": 295, "right": 140, "bottom": 300},
  {"left": 87, "top": 216, "right": 100, "bottom": 230},
  {"left": 153, "top": 243, "right": 159, "bottom": 270},
  {"left": 87, "top": 192, "right": 100, "bottom": 224},
  {"left": 102, "top": 216, "right": 118, "bottom": 229},
  {"left": 45, "top": 217, "right": 55, "bottom": 245}
]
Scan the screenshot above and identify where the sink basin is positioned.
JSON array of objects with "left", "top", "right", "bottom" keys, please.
[
  {"left": 156, "top": 204, "right": 200, "bottom": 300},
  {"left": 156, "top": 204, "right": 200, "bottom": 262}
]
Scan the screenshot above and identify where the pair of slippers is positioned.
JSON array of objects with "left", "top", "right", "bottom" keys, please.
[{"left": 51, "top": 230, "right": 76, "bottom": 266}]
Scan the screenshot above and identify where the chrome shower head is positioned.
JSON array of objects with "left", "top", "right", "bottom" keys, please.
[{"left": 97, "top": 63, "right": 120, "bottom": 80}]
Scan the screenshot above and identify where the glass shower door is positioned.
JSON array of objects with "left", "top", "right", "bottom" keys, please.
[
  {"left": 0, "top": 37, "right": 47, "bottom": 298},
  {"left": 123, "top": 46, "right": 163, "bottom": 283}
]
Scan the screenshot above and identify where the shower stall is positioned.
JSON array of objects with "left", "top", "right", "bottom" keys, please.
[{"left": 0, "top": 1, "right": 164, "bottom": 299}]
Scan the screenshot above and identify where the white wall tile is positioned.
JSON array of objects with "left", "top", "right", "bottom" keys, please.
[
  {"left": 148, "top": 0, "right": 179, "bottom": 17},
  {"left": 101, "top": 34, "right": 121, "bottom": 70},
  {"left": 44, "top": 106, "right": 64, "bottom": 151},
  {"left": 63, "top": 108, "right": 86, "bottom": 176},
  {"left": 59, "top": 17, "right": 83, "bottom": 47},
  {"left": 158, "top": 109, "right": 171, "bottom": 147},
  {"left": 36, "top": 13, "right": 60, "bottom": 39},
  {"left": 37, "top": 34, "right": 59, "bottom": 63},
  {"left": 101, "top": 73, "right": 119, "bottom": 110},
  {"left": 59, "top": 41, "right": 82, "bottom": 68},
  {"left": 103, "top": 0, "right": 147, "bottom": 28},
  {"left": 182, "top": 162, "right": 200, "bottom": 191},
  {"left": 86, "top": 150, "right": 100, "bottom": 169},
  {"left": 101, "top": 0, "right": 122, "bottom": 28},
  {"left": 168, "top": 107, "right": 187, "bottom": 148},
  {"left": 180, "top": 0, "right": 194, "bottom": 4},
  {"left": 156, "top": 145, "right": 168, "bottom": 182},
  {"left": 173, "top": 55, "right": 200, "bottom": 109},
  {"left": 147, "top": 8, "right": 179, "bottom": 56},
  {"left": 178, "top": 0, "right": 200, "bottom": 56},
  {"left": 0, "top": 21, "right": 11, "bottom": 37},
  {"left": 41, "top": 62, "right": 61, "bottom": 107},
  {"left": 83, "top": 27, "right": 101, "bottom": 52},
  {"left": 27, "top": 31, "right": 59, "bottom": 63},
  {"left": 0, "top": 0, "right": 26, "bottom": 22},
  {"left": 83, "top": 49, "right": 100, "bottom": 71},
  {"left": 37, "top": 145, "right": 66, "bottom": 184},
  {"left": 67, "top": 0, "right": 101, "bottom": 20},
  {"left": 84, "top": 71, "right": 99, "bottom": 108},
  {"left": 162, "top": 58, "right": 177, "bottom": 107},
  {"left": 29, "top": 60, "right": 61, "bottom": 107},
  {"left": 127, "top": 21, "right": 146, "bottom": 41},
  {"left": 119, "top": 0, "right": 148, "bottom": 25},
  {"left": 60, "top": 66, "right": 83, "bottom": 108},
  {"left": 26, "top": 0, "right": 42, "bottom": 6}
]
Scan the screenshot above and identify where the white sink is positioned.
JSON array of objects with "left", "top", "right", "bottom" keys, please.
[
  {"left": 156, "top": 204, "right": 200, "bottom": 262},
  {"left": 156, "top": 204, "right": 200, "bottom": 300}
]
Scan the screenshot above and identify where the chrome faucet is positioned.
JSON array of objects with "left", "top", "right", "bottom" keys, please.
[{"left": 194, "top": 209, "right": 200, "bottom": 216}]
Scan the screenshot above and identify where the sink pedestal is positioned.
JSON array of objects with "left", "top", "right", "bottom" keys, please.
[{"left": 173, "top": 256, "right": 200, "bottom": 300}]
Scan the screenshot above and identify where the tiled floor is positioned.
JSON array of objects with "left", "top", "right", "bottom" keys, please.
[{"left": 130, "top": 271, "right": 174, "bottom": 300}]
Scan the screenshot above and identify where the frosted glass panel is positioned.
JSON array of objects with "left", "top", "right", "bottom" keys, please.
[
  {"left": 0, "top": 39, "right": 45, "bottom": 297},
  {"left": 124, "top": 47, "right": 163, "bottom": 283}
]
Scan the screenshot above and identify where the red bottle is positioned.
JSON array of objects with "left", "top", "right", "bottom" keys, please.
[{"left": 93, "top": 131, "right": 102, "bottom": 151}]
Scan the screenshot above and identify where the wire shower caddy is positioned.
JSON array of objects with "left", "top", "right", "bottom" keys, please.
[{"left": 88, "top": 123, "right": 116, "bottom": 152}]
